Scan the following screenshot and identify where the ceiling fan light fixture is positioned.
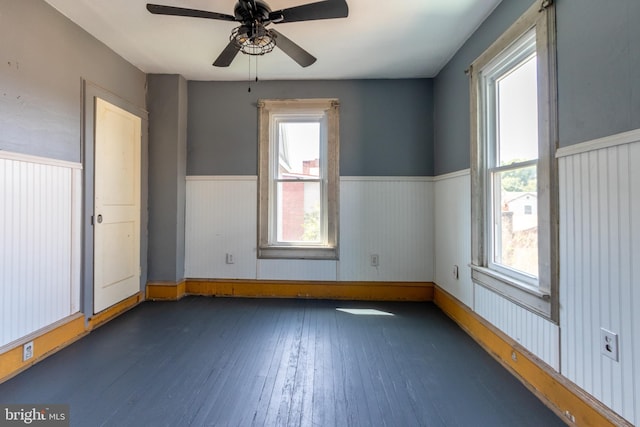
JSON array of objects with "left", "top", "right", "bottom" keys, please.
[{"left": 231, "top": 25, "right": 276, "bottom": 56}]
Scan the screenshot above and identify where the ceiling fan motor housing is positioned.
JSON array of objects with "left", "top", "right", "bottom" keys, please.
[{"left": 234, "top": 0, "right": 272, "bottom": 23}]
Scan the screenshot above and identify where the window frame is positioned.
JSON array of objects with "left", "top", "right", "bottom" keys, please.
[
  {"left": 270, "top": 114, "right": 326, "bottom": 246},
  {"left": 470, "top": 1, "right": 558, "bottom": 320},
  {"left": 257, "top": 98, "right": 340, "bottom": 260}
]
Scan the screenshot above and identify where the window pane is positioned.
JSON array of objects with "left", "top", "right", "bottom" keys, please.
[
  {"left": 493, "top": 165, "right": 538, "bottom": 277},
  {"left": 278, "top": 122, "right": 320, "bottom": 179},
  {"left": 276, "top": 181, "right": 321, "bottom": 243},
  {"left": 497, "top": 55, "right": 538, "bottom": 165}
]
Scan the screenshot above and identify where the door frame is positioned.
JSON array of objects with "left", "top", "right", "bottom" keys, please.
[{"left": 82, "top": 80, "right": 148, "bottom": 317}]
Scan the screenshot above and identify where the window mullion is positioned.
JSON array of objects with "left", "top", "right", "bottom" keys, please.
[
  {"left": 490, "top": 158, "right": 538, "bottom": 174},
  {"left": 275, "top": 178, "right": 322, "bottom": 183}
]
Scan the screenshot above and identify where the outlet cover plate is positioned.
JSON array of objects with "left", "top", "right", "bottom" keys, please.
[
  {"left": 600, "top": 328, "right": 619, "bottom": 361},
  {"left": 23, "top": 341, "right": 34, "bottom": 361}
]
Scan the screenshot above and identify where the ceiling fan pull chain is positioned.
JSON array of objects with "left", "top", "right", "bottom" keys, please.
[
  {"left": 248, "top": 55, "right": 252, "bottom": 92},
  {"left": 256, "top": 55, "right": 259, "bottom": 83}
]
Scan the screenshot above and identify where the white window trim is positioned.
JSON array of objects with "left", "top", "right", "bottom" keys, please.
[
  {"left": 470, "top": 0, "right": 558, "bottom": 320},
  {"left": 257, "top": 98, "right": 340, "bottom": 260}
]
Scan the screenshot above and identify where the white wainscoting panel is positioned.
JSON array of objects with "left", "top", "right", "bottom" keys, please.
[
  {"left": 185, "top": 177, "right": 258, "bottom": 279},
  {"left": 558, "top": 135, "right": 640, "bottom": 424},
  {"left": 0, "top": 152, "right": 81, "bottom": 348},
  {"left": 257, "top": 259, "right": 337, "bottom": 281},
  {"left": 474, "top": 284, "right": 560, "bottom": 370},
  {"left": 338, "top": 177, "right": 434, "bottom": 282},
  {"left": 434, "top": 170, "right": 473, "bottom": 307},
  {"left": 185, "top": 176, "right": 434, "bottom": 283}
]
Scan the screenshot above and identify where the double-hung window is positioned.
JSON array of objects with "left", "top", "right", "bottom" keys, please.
[
  {"left": 258, "top": 99, "right": 339, "bottom": 259},
  {"left": 470, "top": 1, "right": 557, "bottom": 319}
]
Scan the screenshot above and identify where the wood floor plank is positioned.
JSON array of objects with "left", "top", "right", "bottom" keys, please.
[{"left": 0, "top": 297, "right": 565, "bottom": 427}]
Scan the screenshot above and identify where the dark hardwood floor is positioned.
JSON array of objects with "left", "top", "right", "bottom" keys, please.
[{"left": 0, "top": 297, "right": 565, "bottom": 426}]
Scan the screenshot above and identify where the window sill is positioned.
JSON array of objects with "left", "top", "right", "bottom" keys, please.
[
  {"left": 471, "top": 265, "right": 551, "bottom": 318},
  {"left": 258, "top": 246, "right": 338, "bottom": 260}
]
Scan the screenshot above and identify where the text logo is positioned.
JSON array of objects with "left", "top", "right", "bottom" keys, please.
[{"left": 0, "top": 405, "right": 69, "bottom": 427}]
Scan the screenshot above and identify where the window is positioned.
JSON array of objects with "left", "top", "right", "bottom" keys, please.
[
  {"left": 258, "top": 99, "right": 339, "bottom": 259},
  {"left": 470, "top": 1, "right": 557, "bottom": 319}
]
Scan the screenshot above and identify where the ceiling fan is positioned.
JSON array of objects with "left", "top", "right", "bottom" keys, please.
[{"left": 146, "top": 0, "right": 349, "bottom": 68}]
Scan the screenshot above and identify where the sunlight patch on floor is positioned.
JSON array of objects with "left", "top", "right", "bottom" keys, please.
[{"left": 336, "top": 308, "right": 394, "bottom": 316}]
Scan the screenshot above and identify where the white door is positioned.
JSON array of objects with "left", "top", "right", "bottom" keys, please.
[{"left": 94, "top": 97, "right": 141, "bottom": 313}]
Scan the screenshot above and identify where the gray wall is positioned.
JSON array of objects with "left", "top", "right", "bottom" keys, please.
[
  {"left": 433, "top": 0, "right": 640, "bottom": 175},
  {"left": 1, "top": 0, "right": 148, "bottom": 312},
  {"left": 0, "top": 0, "right": 146, "bottom": 162},
  {"left": 188, "top": 79, "right": 434, "bottom": 176},
  {"left": 147, "top": 75, "right": 188, "bottom": 282},
  {"left": 433, "top": 0, "right": 532, "bottom": 175},
  {"left": 556, "top": 0, "right": 640, "bottom": 147}
]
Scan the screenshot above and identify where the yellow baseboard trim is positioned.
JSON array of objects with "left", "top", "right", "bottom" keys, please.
[
  {"left": 146, "top": 281, "right": 186, "bottom": 301},
  {"left": 0, "top": 314, "right": 87, "bottom": 383},
  {"left": 87, "top": 292, "right": 143, "bottom": 330},
  {"left": 145, "top": 279, "right": 434, "bottom": 301},
  {"left": 1, "top": 292, "right": 144, "bottom": 384},
  {"left": 433, "top": 286, "right": 632, "bottom": 427},
  {"left": 184, "top": 279, "right": 433, "bottom": 301}
]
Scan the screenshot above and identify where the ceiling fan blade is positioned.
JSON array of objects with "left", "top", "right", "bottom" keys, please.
[
  {"left": 213, "top": 42, "right": 241, "bottom": 67},
  {"left": 271, "top": 29, "right": 316, "bottom": 67},
  {"left": 146, "top": 4, "right": 236, "bottom": 22},
  {"left": 270, "top": 0, "right": 348, "bottom": 23}
]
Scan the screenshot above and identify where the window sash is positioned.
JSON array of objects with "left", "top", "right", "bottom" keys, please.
[
  {"left": 271, "top": 178, "right": 327, "bottom": 246},
  {"left": 487, "top": 162, "right": 539, "bottom": 285},
  {"left": 272, "top": 115, "right": 325, "bottom": 180}
]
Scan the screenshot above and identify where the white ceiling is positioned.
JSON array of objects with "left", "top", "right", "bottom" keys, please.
[{"left": 43, "top": 0, "right": 502, "bottom": 81}]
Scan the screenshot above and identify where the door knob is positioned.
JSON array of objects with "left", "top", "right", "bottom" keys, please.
[{"left": 97, "top": 214, "right": 103, "bottom": 224}]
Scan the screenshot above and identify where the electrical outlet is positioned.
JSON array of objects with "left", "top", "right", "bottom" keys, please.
[
  {"left": 370, "top": 254, "right": 379, "bottom": 267},
  {"left": 601, "top": 328, "right": 619, "bottom": 361},
  {"left": 23, "top": 341, "right": 34, "bottom": 361},
  {"left": 453, "top": 265, "right": 459, "bottom": 279},
  {"left": 564, "top": 411, "right": 576, "bottom": 423},
  {"left": 225, "top": 253, "right": 235, "bottom": 264}
]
